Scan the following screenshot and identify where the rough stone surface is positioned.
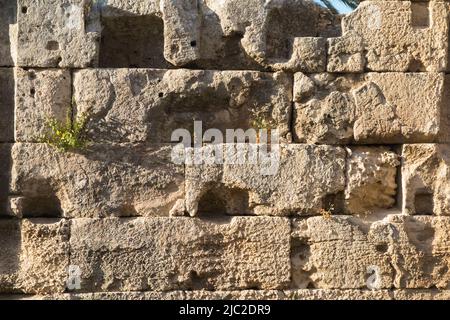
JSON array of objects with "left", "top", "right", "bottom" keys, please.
[
  {"left": 292, "top": 215, "right": 450, "bottom": 289},
  {"left": 402, "top": 144, "right": 450, "bottom": 216},
  {"left": 69, "top": 217, "right": 291, "bottom": 292},
  {"left": 15, "top": 68, "right": 71, "bottom": 142},
  {"left": 0, "top": 219, "right": 69, "bottom": 294},
  {"left": 293, "top": 72, "right": 446, "bottom": 144},
  {"left": 185, "top": 144, "right": 346, "bottom": 216},
  {"left": 10, "top": 143, "right": 184, "bottom": 218},
  {"left": 0, "top": 68, "right": 14, "bottom": 142},
  {"left": 345, "top": 147, "right": 399, "bottom": 215},
  {"left": 0, "top": 144, "right": 11, "bottom": 215},
  {"left": 73, "top": 69, "right": 292, "bottom": 143},
  {"left": 335, "top": 1, "right": 449, "bottom": 72},
  {"left": 16, "top": 0, "right": 100, "bottom": 68}
]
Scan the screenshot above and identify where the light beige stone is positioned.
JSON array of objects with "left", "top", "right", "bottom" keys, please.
[
  {"left": 185, "top": 144, "right": 346, "bottom": 216},
  {"left": 336, "top": 1, "right": 448, "bottom": 72},
  {"left": 292, "top": 215, "right": 450, "bottom": 289},
  {"left": 402, "top": 144, "right": 450, "bottom": 216},
  {"left": 15, "top": 68, "right": 71, "bottom": 142},
  {"left": 73, "top": 69, "right": 292, "bottom": 144},
  {"left": 327, "top": 31, "right": 365, "bottom": 73},
  {"left": 69, "top": 216, "right": 291, "bottom": 292},
  {"left": 17, "top": 0, "right": 100, "bottom": 67},
  {"left": 0, "top": 219, "right": 69, "bottom": 294},
  {"left": 345, "top": 147, "right": 399, "bottom": 215},
  {"left": 294, "top": 72, "right": 445, "bottom": 144},
  {"left": 10, "top": 143, "right": 184, "bottom": 218}
]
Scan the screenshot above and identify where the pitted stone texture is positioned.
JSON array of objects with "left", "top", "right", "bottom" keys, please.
[
  {"left": 327, "top": 31, "right": 365, "bottom": 73},
  {"left": 0, "top": 68, "right": 14, "bottom": 142},
  {"left": 0, "top": 219, "right": 69, "bottom": 294},
  {"left": 15, "top": 68, "right": 71, "bottom": 142},
  {"left": 73, "top": 69, "right": 292, "bottom": 143},
  {"left": 0, "top": 0, "right": 17, "bottom": 66},
  {"left": 402, "top": 144, "right": 450, "bottom": 216},
  {"left": 293, "top": 72, "right": 445, "bottom": 144},
  {"left": 10, "top": 143, "right": 184, "bottom": 218},
  {"left": 292, "top": 215, "right": 450, "bottom": 289},
  {"left": 335, "top": 1, "right": 448, "bottom": 72},
  {"left": 70, "top": 217, "right": 291, "bottom": 292},
  {"left": 185, "top": 144, "right": 346, "bottom": 216},
  {"left": 345, "top": 147, "right": 399, "bottom": 215},
  {"left": 17, "top": 0, "right": 100, "bottom": 68}
]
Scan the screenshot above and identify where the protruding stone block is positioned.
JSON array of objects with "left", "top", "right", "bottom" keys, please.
[
  {"left": 17, "top": 0, "right": 100, "bottom": 67},
  {"left": 185, "top": 144, "right": 346, "bottom": 216},
  {"left": 327, "top": 31, "right": 365, "bottom": 73},
  {"left": 402, "top": 144, "right": 450, "bottom": 216},
  {"left": 292, "top": 215, "right": 450, "bottom": 289},
  {"left": 10, "top": 143, "right": 185, "bottom": 218},
  {"left": 15, "top": 68, "right": 71, "bottom": 142},
  {"left": 293, "top": 72, "right": 445, "bottom": 144},
  {"left": 73, "top": 69, "right": 292, "bottom": 143},
  {"left": 70, "top": 216, "right": 291, "bottom": 292}
]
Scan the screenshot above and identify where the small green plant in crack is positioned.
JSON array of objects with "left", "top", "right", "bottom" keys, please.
[
  {"left": 39, "top": 102, "right": 91, "bottom": 152},
  {"left": 250, "top": 112, "right": 276, "bottom": 143}
]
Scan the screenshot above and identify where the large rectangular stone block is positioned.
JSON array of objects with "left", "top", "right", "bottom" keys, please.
[
  {"left": 0, "top": 68, "right": 14, "bottom": 142},
  {"left": 0, "top": 0, "right": 17, "bottom": 66},
  {"left": 16, "top": 0, "right": 100, "bottom": 67},
  {"left": 15, "top": 68, "right": 71, "bottom": 142},
  {"left": 73, "top": 69, "right": 292, "bottom": 144},
  {"left": 10, "top": 143, "right": 184, "bottom": 218},
  {"left": 329, "top": 1, "right": 448, "bottom": 72},
  {"left": 293, "top": 72, "right": 446, "bottom": 144},
  {"left": 0, "top": 219, "right": 69, "bottom": 294},
  {"left": 402, "top": 144, "right": 450, "bottom": 216},
  {"left": 292, "top": 215, "right": 450, "bottom": 289},
  {"left": 69, "top": 216, "right": 291, "bottom": 292},
  {"left": 184, "top": 144, "right": 346, "bottom": 216}
]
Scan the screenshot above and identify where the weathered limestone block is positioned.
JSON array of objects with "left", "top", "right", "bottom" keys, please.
[
  {"left": 15, "top": 68, "right": 71, "bottom": 142},
  {"left": 292, "top": 215, "right": 450, "bottom": 289},
  {"left": 185, "top": 144, "right": 346, "bottom": 216},
  {"left": 70, "top": 216, "right": 291, "bottom": 292},
  {"left": 332, "top": 1, "right": 449, "bottom": 72},
  {"left": 0, "top": 68, "right": 14, "bottom": 142},
  {"left": 327, "top": 31, "right": 365, "bottom": 73},
  {"left": 10, "top": 143, "right": 184, "bottom": 218},
  {"left": 402, "top": 144, "right": 450, "bottom": 216},
  {"left": 345, "top": 147, "right": 399, "bottom": 215},
  {"left": 0, "top": 0, "right": 17, "bottom": 66},
  {"left": 17, "top": 0, "right": 100, "bottom": 67},
  {"left": 293, "top": 72, "right": 445, "bottom": 144},
  {"left": 0, "top": 219, "right": 69, "bottom": 294},
  {"left": 73, "top": 69, "right": 292, "bottom": 143}
]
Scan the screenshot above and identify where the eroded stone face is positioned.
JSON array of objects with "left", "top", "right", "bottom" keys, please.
[
  {"left": 292, "top": 215, "right": 450, "bottom": 289},
  {"left": 345, "top": 147, "right": 399, "bottom": 215},
  {"left": 10, "top": 143, "right": 184, "bottom": 218},
  {"left": 15, "top": 68, "right": 71, "bottom": 142},
  {"left": 0, "top": 0, "right": 17, "bottom": 66},
  {"left": 185, "top": 144, "right": 346, "bottom": 216},
  {"left": 293, "top": 72, "right": 445, "bottom": 144},
  {"left": 0, "top": 219, "right": 69, "bottom": 294},
  {"left": 70, "top": 216, "right": 291, "bottom": 291},
  {"left": 73, "top": 69, "right": 292, "bottom": 144},
  {"left": 402, "top": 144, "right": 450, "bottom": 216},
  {"left": 17, "top": 0, "right": 100, "bottom": 68},
  {"left": 0, "top": 144, "right": 11, "bottom": 215},
  {"left": 332, "top": 1, "right": 449, "bottom": 72}
]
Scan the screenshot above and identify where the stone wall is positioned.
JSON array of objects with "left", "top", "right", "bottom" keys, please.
[{"left": 1, "top": 0, "right": 450, "bottom": 300}]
